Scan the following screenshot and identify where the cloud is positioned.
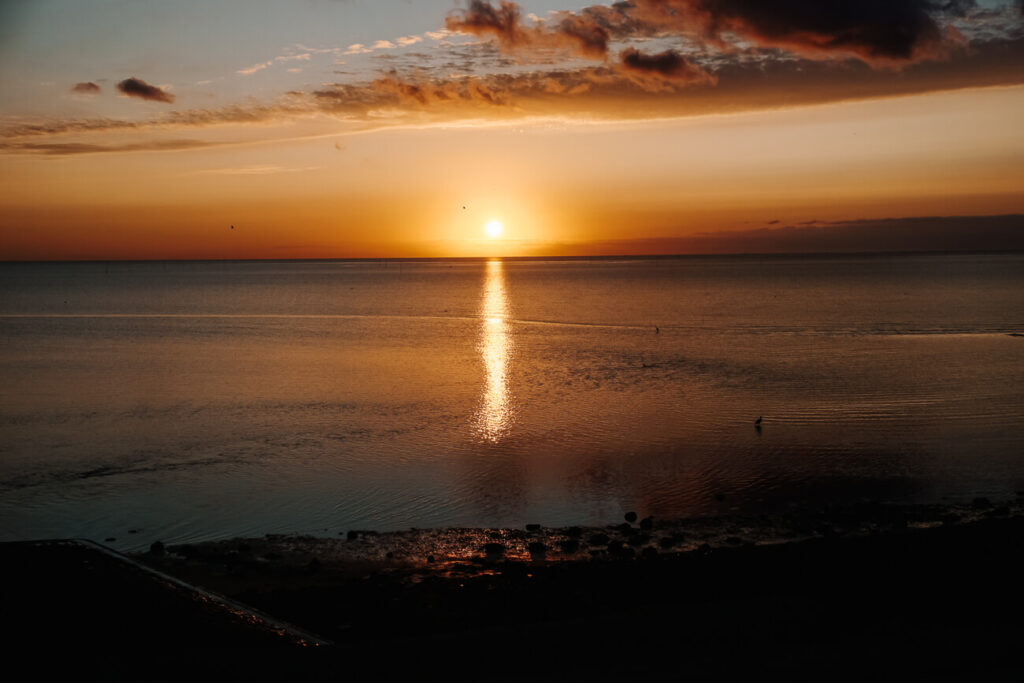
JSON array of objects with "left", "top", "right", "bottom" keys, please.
[
  {"left": 116, "top": 77, "right": 175, "bottom": 103},
  {"left": 192, "top": 165, "right": 321, "bottom": 175},
  {"left": 71, "top": 82, "right": 100, "bottom": 94},
  {"left": 372, "top": 40, "right": 396, "bottom": 50},
  {"left": 581, "top": 214, "right": 1024, "bottom": 255},
  {"left": 344, "top": 43, "right": 372, "bottom": 55},
  {"left": 617, "top": 48, "right": 717, "bottom": 89},
  {"left": 654, "top": 0, "right": 966, "bottom": 66},
  {"left": 0, "top": 139, "right": 212, "bottom": 156},
  {"left": 237, "top": 61, "right": 273, "bottom": 75},
  {"left": 445, "top": 0, "right": 617, "bottom": 59},
  {"left": 446, "top": 0, "right": 972, "bottom": 67},
  {"left": 396, "top": 35, "right": 423, "bottom": 47}
]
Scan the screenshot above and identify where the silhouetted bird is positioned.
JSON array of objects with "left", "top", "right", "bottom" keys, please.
[
  {"left": 230, "top": 225, "right": 234, "bottom": 230},
  {"left": 754, "top": 416, "right": 763, "bottom": 426},
  {"left": 655, "top": 326, "right": 659, "bottom": 334}
]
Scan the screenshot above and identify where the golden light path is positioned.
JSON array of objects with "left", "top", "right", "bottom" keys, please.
[{"left": 476, "top": 259, "right": 513, "bottom": 442}]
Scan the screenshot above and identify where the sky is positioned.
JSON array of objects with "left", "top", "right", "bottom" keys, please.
[{"left": 1, "top": 0, "right": 1023, "bottom": 259}]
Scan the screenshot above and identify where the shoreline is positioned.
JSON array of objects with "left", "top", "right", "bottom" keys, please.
[
  {"left": 137, "top": 497, "right": 1024, "bottom": 585},
  {"left": 127, "top": 497, "right": 1024, "bottom": 678},
  {"left": 6, "top": 497, "right": 1023, "bottom": 678}
]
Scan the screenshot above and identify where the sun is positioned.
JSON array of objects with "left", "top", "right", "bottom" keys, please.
[{"left": 485, "top": 220, "right": 503, "bottom": 238}]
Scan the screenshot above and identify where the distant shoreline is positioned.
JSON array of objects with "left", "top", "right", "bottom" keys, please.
[{"left": 3, "top": 248, "right": 1024, "bottom": 266}]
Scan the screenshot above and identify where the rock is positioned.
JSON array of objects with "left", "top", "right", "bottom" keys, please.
[
  {"left": 566, "top": 526, "right": 583, "bottom": 538},
  {"left": 149, "top": 541, "right": 165, "bottom": 555},
  {"left": 528, "top": 541, "right": 547, "bottom": 559},
  {"left": 525, "top": 523, "right": 542, "bottom": 532},
  {"left": 104, "top": 537, "right": 116, "bottom": 543},
  {"left": 659, "top": 536, "right": 677, "bottom": 549},
  {"left": 627, "top": 534, "right": 652, "bottom": 547},
  {"left": 559, "top": 539, "right": 580, "bottom": 554},
  {"left": 427, "top": 555, "right": 435, "bottom": 563},
  {"left": 589, "top": 533, "right": 610, "bottom": 546},
  {"left": 617, "top": 522, "right": 633, "bottom": 535},
  {"left": 640, "top": 516, "right": 654, "bottom": 530},
  {"left": 347, "top": 530, "right": 359, "bottom": 541},
  {"left": 624, "top": 511, "right": 638, "bottom": 523},
  {"left": 483, "top": 542, "right": 506, "bottom": 558},
  {"left": 385, "top": 551, "right": 394, "bottom": 559}
]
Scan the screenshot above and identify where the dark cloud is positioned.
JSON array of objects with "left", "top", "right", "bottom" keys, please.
[
  {"left": 447, "top": 0, "right": 971, "bottom": 67},
  {"left": 116, "top": 77, "right": 175, "bottom": 103},
  {"left": 71, "top": 82, "right": 100, "bottom": 94},
  {"left": 664, "top": 0, "right": 964, "bottom": 65},
  {"left": 581, "top": 214, "right": 1024, "bottom": 255},
  {"left": 446, "top": 0, "right": 619, "bottom": 58},
  {"left": 618, "top": 47, "right": 717, "bottom": 87},
  {"left": 446, "top": 1, "right": 526, "bottom": 49}
]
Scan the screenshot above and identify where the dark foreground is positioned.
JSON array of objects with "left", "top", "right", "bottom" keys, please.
[{"left": 5, "top": 501, "right": 1023, "bottom": 681}]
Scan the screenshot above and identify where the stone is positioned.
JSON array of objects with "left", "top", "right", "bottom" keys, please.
[
  {"left": 483, "top": 542, "right": 506, "bottom": 558},
  {"left": 559, "top": 539, "right": 580, "bottom": 554},
  {"left": 624, "top": 511, "right": 638, "bottom": 523}
]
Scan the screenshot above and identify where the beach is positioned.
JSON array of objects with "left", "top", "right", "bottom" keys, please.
[{"left": 6, "top": 497, "right": 1023, "bottom": 679}]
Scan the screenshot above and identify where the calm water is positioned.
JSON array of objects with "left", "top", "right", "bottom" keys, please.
[{"left": 1, "top": 254, "right": 1022, "bottom": 550}]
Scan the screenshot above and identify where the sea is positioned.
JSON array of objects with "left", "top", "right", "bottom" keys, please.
[{"left": 1, "top": 253, "right": 1022, "bottom": 550}]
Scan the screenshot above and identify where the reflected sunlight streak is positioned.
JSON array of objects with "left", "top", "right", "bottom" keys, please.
[{"left": 476, "top": 259, "right": 513, "bottom": 442}]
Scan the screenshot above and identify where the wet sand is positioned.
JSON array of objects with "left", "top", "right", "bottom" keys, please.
[{"left": 117, "top": 498, "right": 1024, "bottom": 680}]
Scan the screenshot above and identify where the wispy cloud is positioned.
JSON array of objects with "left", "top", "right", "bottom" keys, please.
[
  {"left": 237, "top": 60, "right": 273, "bottom": 75},
  {"left": 71, "top": 82, "right": 100, "bottom": 94},
  {"left": 0, "top": 138, "right": 211, "bottom": 156},
  {"left": 192, "top": 164, "right": 322, "bottom": 175}
]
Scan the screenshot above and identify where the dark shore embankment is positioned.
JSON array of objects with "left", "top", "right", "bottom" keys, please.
[{"left": 6, "top": 500, "right": 1024, "bottom": 680}]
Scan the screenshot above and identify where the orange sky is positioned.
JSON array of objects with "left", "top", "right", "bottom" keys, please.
[{"left": 1, "top": 1, "right": 1023, "bottom": 259}]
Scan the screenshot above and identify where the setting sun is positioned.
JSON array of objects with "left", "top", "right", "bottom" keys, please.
[{"left": 485, "top": 220, "right": 504, "bottom": 238}]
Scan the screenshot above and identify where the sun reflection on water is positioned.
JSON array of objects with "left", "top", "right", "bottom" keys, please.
[{"left": 476, "top": 259, "right": 513, "bottom": 442}]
